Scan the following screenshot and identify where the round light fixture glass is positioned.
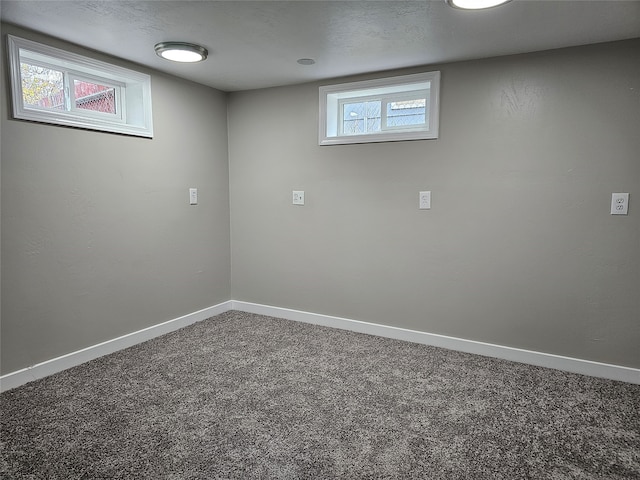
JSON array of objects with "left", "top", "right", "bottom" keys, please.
[
  {"left": 154, "top": 42, "right": 208, "bottom": 63},
  {"left": 446, "top": 0, "right": 511, "bottom": 9},
  {"left": 297, "top": 58, "right": 316, "bottom": 65}
]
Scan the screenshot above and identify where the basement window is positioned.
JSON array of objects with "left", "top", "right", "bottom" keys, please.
[
  {"left": 319, "top": 71, "right": 440, "bottom": 145},
  {"left": 6, "top": 35, "right": 153, "bottom": 138}
]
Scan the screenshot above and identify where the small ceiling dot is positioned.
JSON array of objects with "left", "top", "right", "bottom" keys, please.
[{"left": 297, "top": 58, "right": 316, "bottom": 65}]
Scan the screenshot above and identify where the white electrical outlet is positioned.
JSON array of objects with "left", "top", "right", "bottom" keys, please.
[
  {"left": 293, "top": 190, "right": 305, "bottom": 205},
  {"left": 419, "top": 191, "right": 431, "bottom": 210},
  {"left": 610, "top": 193, "right": 629, "bottom": 215},
  {"left": 189, "top": 188, "right": 198, "bottom": 205}
]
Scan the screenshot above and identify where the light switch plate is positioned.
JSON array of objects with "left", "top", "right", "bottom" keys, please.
[
  {"left": 189, "top": 188, "right": 198, "bottom": 205},
  {"left": 293, "top": 190, "right": 305, "bottom": 205}
]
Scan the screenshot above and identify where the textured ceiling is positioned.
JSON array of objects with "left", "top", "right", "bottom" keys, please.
[{"left": 1, "top": 0, "right": 639, "bottom": 92}]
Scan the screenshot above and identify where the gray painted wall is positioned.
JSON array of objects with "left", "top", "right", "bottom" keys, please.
[
  {"left": 2, "top": 23, "right": 638, "bottom": 376},
  {"left": 228, "top": 39, "right": 640, "bottom": 368},
  {"left": 1, "top": 24, "right": 231, "bottom": 374}
]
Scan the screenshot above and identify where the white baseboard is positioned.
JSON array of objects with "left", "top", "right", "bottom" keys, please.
[
  {"left": 0, "top": 301, "right": 233, "bottom": 392},
  {"left": 3, "top": 299, "right": 638, "bottom": 392},
  {"left": 232, "top": 301, "right": 640, "bottom": 385}
]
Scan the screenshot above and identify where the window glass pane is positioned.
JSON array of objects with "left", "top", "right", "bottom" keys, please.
[
  {"left": 20, "top": 62, "right": 64, "bottom": 110},
  {"left": 343, "top": 101, "right": 381, "bottom": 135},
  {"left": 386, "top": 98, "right": 426, "bottom": 127},
  {"left": 74, "top": 80, "right": 116, "bottom": 114}
]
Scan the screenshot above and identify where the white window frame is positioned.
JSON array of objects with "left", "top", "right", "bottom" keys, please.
[
  {"left": 319, "top": 71, "right": 440, "bottom": 145},
  {"left": 7, "top": 35, "right": 153, "bottom": 138}
]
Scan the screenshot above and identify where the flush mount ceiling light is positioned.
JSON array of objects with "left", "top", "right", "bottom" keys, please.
[
  {"left": 154, "top": 42, "right": 208, "bottom": 63},
  {"left": 297, "top": 58, "right": 316, "bottom": 65},
  {"left": 446, "top": 0, "right": 511, "bottom": 9}
]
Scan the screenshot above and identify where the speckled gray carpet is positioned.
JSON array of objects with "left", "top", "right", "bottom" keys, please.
[{"left": 1, "top": 311, "right": 639, "bottom": 479}]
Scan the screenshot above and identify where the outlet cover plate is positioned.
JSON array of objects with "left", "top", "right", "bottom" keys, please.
[
  {"left": 419, "top": 191, "right": 431, "bottom": 209},
  {"left": 610, "top": 193, "right": 629, "bottom": 215}
]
